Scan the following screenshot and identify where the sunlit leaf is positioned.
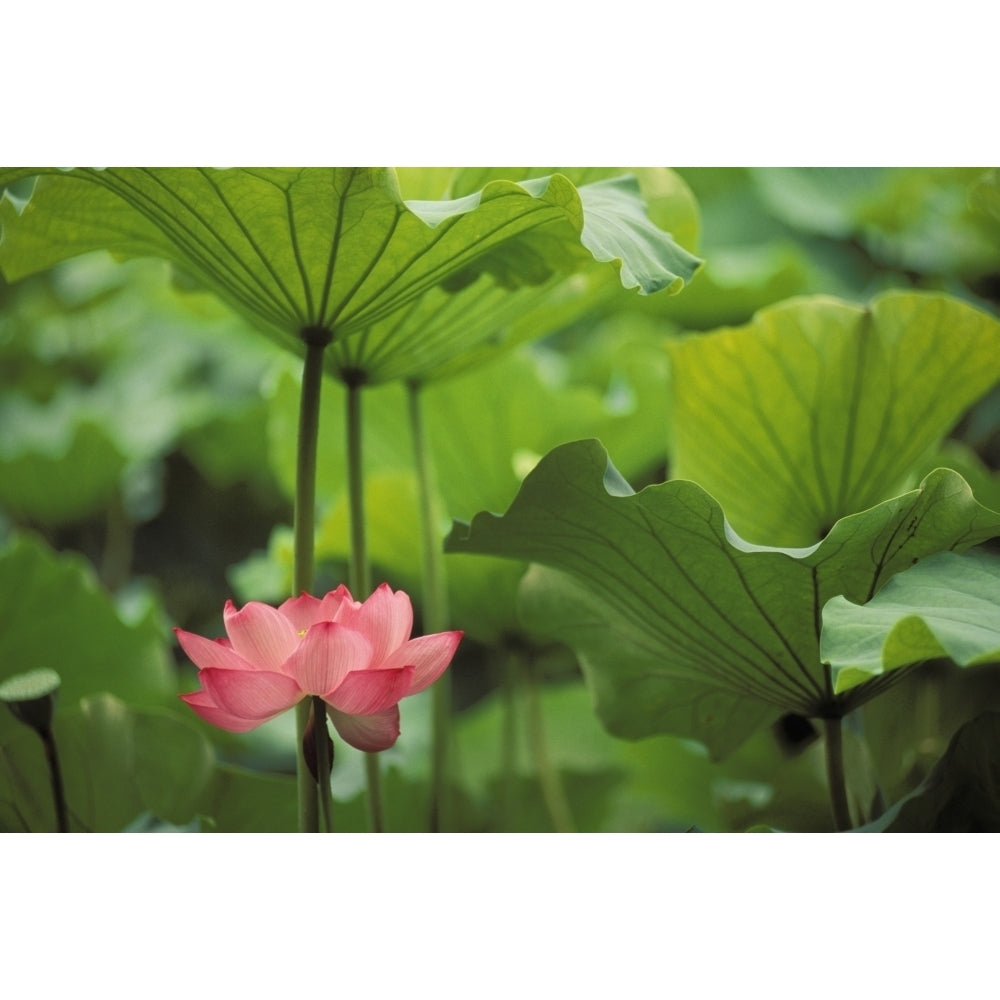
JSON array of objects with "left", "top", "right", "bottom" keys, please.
[
  {"left": 822, "top": 550, "right": 1000, "bottom": 694},
  {"left": 318, "top": 169, "right": 700, "bottom": 384},
  {"left": 446, "top": 167, "right": 701, "bottom": 254},
  {"left": 1, "top": 169, "right": 698, "bottom": 387},
  {"left": 446, "top": 440, "right": 1000, "bottom": 754},
  {"left": 668, "top": 291, "right": 1000, "bottom": 546},
  {"left": 916, "top": 442, "right": 1000, "bottom": 516}
]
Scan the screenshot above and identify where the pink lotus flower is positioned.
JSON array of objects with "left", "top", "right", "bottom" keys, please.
[{"left": 176, "top": 584, "right": 462, "bottom": 752}]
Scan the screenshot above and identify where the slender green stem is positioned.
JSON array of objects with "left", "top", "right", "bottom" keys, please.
[
  {"left": 40, "top": 726, "right": 69, "bottom": 833},
  {"left": 406, "top": 381, "right": 452, "bottom": 832},
  {"left": 344, "top": 375, "right": 385, "bottom": 832},
  {"left": 312, "top": 696, "right": 335, "bottom": 833},
  {"left": 823, "top": 716, "right": 852, "bottom": 832},
  {"left": 345, "top": 378, "right": 371, "bottom": 598},
  {"left": 293, "top": 334, "right": 330, "bottom": 834},
  {"left": 500, "top": 649, "right": 518, "bottom": 832},
  {"left": 519, "top": 653, "right": 575, "bottom": 833},
  {"left": 294, "top": 702, "right": 317, "bottom": 832},
  {"left": 364, "top": 753, "right": 385, "bottom": 832}
]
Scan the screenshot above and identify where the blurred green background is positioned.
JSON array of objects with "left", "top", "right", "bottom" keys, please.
[{"left": 2, "top": 167, "right": 999, "bottom": 832}]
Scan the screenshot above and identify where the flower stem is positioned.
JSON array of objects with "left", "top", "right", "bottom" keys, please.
[
  {"left": 40, "top": 725, "right": 69, "bottom": 833},
  {"left": 344, "top": 375, "right": 385, "bottom": 832},
  {"left": 293, "top": 333, "right": 330, "bottom": 834},
  {"left": 312, "top": 696, "right": 335, "bottom": 833},
  {"left": 364, "top": 753, "right": 385, "bottom": 832},
  {"left": 518, "top": 652, "right": 575, "bottom": 833},
  {"left": 823, "top": 715, "right": 852, "bottom": 832},
  {"left": 500, "top": 648, "right": 519, "bottom": 832},
  {"left": 345, "top": 377, "right": 371, "bottom": 598},
  {"left": 406, "top": 381, "right": 451, "bottom": 832}
]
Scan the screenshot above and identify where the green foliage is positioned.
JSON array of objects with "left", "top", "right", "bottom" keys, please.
[
  {"left": 447, "top": 440, "right": 1000, "bottom": 753},
  {"left": 253, "top": 335, "right": 673, "bottom": 642},
  {"left": 749, "top": 167, "right": 1000, "bottom": 280},
  {"left": 0, "top": 253, "right": 279, "bottom": 528},
  {"left": 3, "top": 166, "right": 1000, "bottom": 832},
  {"left": 861, "top": 712, "right": 1000, "bottom": 832},
  {"left": 0, "top": 169, "right": 700, "bottom": 386},
  {"left": 822, "top": 550, "right": 1000, "bottom": 692},
  {"left": 0, "top": 534, "right": 174, "bottom": 746},
  {"left": 668, "top": 291, "right": 1000, "bottom": 546},
  {"left": 0, "top": 694, "right": 213, "bottom": 831},
  {"left": 0, "top": 418, "right": 127, "bottom": 525}
]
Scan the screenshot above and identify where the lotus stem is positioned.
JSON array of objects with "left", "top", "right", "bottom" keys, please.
[
  {"left": 293, "top": 333, "right": 330, "bottom": 834},
  {"left": 406, "top": 381, "right": 452, "bottom": 832},
  {"left": 500, "top": 647, "right": 519, "bottom": 831},
  {"left": 41, "top": 725, "right": 69, "bottom": 833},
  {"left": 344, "top": 375, "right": 385, "bottom": 832},
  {"left": 312, "top": 696, "right": 335, "bottom": 833},
  {"left": 519, "top": 652, "right": 575, "bottom": 833},
  {"left": 823, "top": 715, "right": 852, "bottom": 832}
]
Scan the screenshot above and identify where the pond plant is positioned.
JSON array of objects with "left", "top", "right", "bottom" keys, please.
[{"left": 1, "top": 166, "right": 999, "bottom": 832}]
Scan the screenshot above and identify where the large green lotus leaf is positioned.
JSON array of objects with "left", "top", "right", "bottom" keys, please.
[
  {"left": 822, "top": 550, "right": 1000, "bottom": 694},
  {"left": 517, "top": 564, "right": 779, "bottom": 757},
  {"left": 0, "top": 694, "right": 214, "bottom": 831},
  {"left": 0, "top": 169, "right": 698, "bottom": 382},
  {"left": 859, "top": 711, "right": 1000, "bottom": 832},
  {"left": 320, "top": 170, "right": 700, "bottom": 384},
  {"left": 0, "top": 534, "right": 174, "bottom": 745},
  {"left": 446, "top": 440, "right": 1000, "bottom": 752},
  {"left": 668, "top": 291, "right": 1000, "bottom": 547},
  {"left": 447, "top": 167, "right": 701, "bottom": 253}
]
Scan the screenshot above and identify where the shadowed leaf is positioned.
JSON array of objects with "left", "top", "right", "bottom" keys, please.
[{"left": 446, "top": 440, "right": 1000, "bottom": 755}]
